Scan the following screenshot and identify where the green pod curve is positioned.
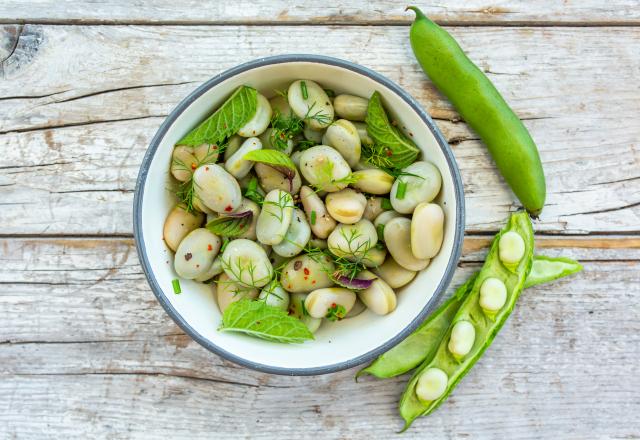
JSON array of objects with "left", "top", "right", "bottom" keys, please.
[
  {"left": 356, "top": 254, "right": 582, "bottom": 380},
  {"left": 407, "top": 7, "right": 546, "bottom": 216},
  {"left": 399, "top": 211, "right": 534, "bottom": 431}
]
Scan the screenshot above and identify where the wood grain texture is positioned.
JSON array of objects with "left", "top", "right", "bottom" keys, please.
[
  {"left": 0, "top": 238, "right": 638, "bottom": 438},
  {"left": 1, "top": 25, "right": 639, "bottom": 235},
  {"left": 0, "top": 0, "right": 639, "bottom": 25}
]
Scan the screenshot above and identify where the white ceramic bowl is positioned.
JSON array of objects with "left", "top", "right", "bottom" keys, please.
[{"left": 134, "top": 55, "right": 464, "bottom": 375}]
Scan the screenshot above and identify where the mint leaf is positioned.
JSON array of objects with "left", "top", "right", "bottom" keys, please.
[
  {"left": 177, "top": 85, "right": 258, "bottom": 146},
  {"left": 205, "top": 211, "right": 253, "bottom": 237},
  {"left": 220, "top": 299, "right": 314, "bottom": 343},
  {"left": 243, "top": 149, "right": 296, "bottom": 172},
  {"left": 365, "top": 91, "right": 420, "bottom": 168}
]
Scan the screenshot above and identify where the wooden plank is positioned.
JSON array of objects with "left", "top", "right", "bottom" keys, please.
[
  {"left": 0, "top": 1, "right": 639, "bottom": 25},
  {"left": 0, "top": 25, "right": 638, "bottom": 235},
  {"left": 0, "top": 238, "right": 638, "bottom": 438}
]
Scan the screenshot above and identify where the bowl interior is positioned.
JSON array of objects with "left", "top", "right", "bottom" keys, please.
[{"left": 136, "top": 57, "right": 463, "bottom": 374}]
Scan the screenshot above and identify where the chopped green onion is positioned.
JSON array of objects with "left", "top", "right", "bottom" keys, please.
[
  {"left": 301, "top": 81, "right": 308, "bottom": 100},
  {"left": 172, "top": 279, "right": 181, "bottom": 294},
  {"left": 396, "top": 181, "right": 407, "bottom": 200},
  {"left": 376, "top": 224, "right": 385, "bottom": 242},
  {"left": 310, "top": 210, "right": 317, "bottom": 225},
  {"left": 323, "top": 88, "right": 336, "bottom": 98},
  {"left": 381, "top": 198, "right": 392, "bottom": 210}
]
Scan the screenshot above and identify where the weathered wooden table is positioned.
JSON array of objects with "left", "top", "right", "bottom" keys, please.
[{"left": 1, "top": 2, "right": 639, "bottom": 438}]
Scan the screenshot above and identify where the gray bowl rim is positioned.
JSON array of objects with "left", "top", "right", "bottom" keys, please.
[{"left": 133, "top": 54, "right": 465, "bottom": 376}]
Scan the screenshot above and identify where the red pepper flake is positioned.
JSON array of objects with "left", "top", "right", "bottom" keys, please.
[
  {"left": 303, "top": 267, "right": 310, "bottom": 276},
  {"left": 386, "top": 149, "right": 393, "bottom": 157},
  {"left": 331, "top": 303, "right": 337, "bottom": 308},
  {"left": 304, "top": 276, "right": 308, "bottom": 281},
  {"left": 224, "top": 205, "right": 233, "bottom": 212},
  {"left": 207, "top": 244, "right": 213, "bottom": 251},
  {"left": 191, "top": 162, "right": 197, "bottom": 170},
  {"left": 288, "top": 284, "right": 292, "bottom": 289},
  {"left": 184, "top": 252, "right": 192, "bottom": 261},
  {"left": 212, "top": 145, "right": 218, "bottom": 150},
  {"left": 312, "top": 280, "right": 316, "bottom": 284}
]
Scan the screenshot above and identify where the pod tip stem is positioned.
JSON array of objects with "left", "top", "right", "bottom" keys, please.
[{"left": 405, "top": 6, "right": 425, "bottom": 19}]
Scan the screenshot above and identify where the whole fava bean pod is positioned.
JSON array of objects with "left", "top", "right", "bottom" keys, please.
[
  {"left": 237, "top": 93, "right": 272, "bottom": 137},
  {"left": 225, "top": 137, "right": 262, "bottom": 179},
  {"left": 479, "top": 277, "right": 507, "bottom": 318},
  {"left": 299, "top": 145, "right": 352, "bottom": 192},
  {"left": 163, "top": 204, "right": 204, "bottom": 252},
  {"left": 447, "top": 320, "right": 475, "bottom": 359},
  {"left": 300, "top": 185, "right": 336, "bottom": 239},
  {"left": 256, "top": 189, "right": 294, "bottom": 245},
  {"left": 398, "top": 211, "right": 534, "bottom": 431},
  {"left": 362, "top": 245, "right": 387, "bottom": 268},
  {"left": 352, "top": 122, "right": 374, "bottom": 147},
  {"left": 224, "top": 135, "right": 244, "bottom": 162},
  {"left": 215, "top": 273, "right": 258, "bottom": 314},
  {"left": 415, "top": 368, "right": 448, "bottom": 403},
  {"left": 258, "top": 282, "right": 290, "bottom": 311},
  {"left": 288, "top": 80, "right": 334, "bottom": 130},
  {"left": 171, "top": 146, "right": 197, "bottom": 182},
  {"left": 358, "top": 271, "right": 397, "bottom": 315},
  {"left": 333, "top": 94, "right": 368, "bottom": 121},
  {"left": 259, "top": 128, "right": 294, "bottom": 155},
  {"left": 174, "top": 228, "right": 222, "bottom": 280},
  {"left": 194, "top": 256, "right": 224, "bottom": 282},
  {"left": 280, "top": 254, "right": 335, "bottom": 293},
  {"left": 384, "top": 217, "right": 429, "bottom": 271},
  {"left": 523, "top": 255, "right": 583, "bottom": 289},
  {"left": 373, "top": 256, "right": 417, "bottom": 289},
  {"left": 269, "top": 95, "right": 292, "bottom": 117},
  {"left": 288, "top": 293, "right": 322, "bottom": 333},
  {"left": 325, "top": 188, "right": 367, "bottom": 224},
  {"left": 411, "top": 202, "right": 445, "bottom": 259},
  {"left": 303, "top": 123, "right": 325, "bottom": 143},
  {"left": 220, "top": 238, "right": 273, "bottom": 288},
  {"left": 272, "top": 208, "right": 311, "bottom": 258},
  {"left": 351, "top": 169, "right": 394, "bottom": 195},
  {"left": 327, "top": 219, "right": 378, "bottom": 260},
  {"left": 407, "top": 6, "right": 545, "bottom": 216},
  {"left": 304, "top": 287, "right": 356, "bottom": 319},
  {"left": 362, "top": 197, "right": 387, "bottom": 222},
  {"left": 193, "top": 164, "right": 242, "bottom": 214},
  {"left": 254, "top": 162, "right": 302, "bottom": 195},
  {"left": 232, "top": 198, "right": 260, "bottom": 241},
  {"left": 344, "top": 297, "right": 367, "bottom": 319},
  {"left": 499, "top": 230, "right": 526, "bottom": 269},
  {"left": 192, "top": 143, "right": 220, "bottom": 165},
  {"left": 321, "top": 119, "right": 361, "bottom": 167},
  {"left": 391, "top": 161, "right": 442, "bottom": 214}
]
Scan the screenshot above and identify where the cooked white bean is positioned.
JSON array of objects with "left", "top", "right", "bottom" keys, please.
[
  {"left": 321, "top": 119, "right": 361, "bottom": 167},
  {"left": 256, "top": 189, "right": 294, "bottom": 245},
  {"left": 193, "top": 143, "right": 220, "bottom": 164},
  {"left": 384, "top": 217, "right": 430, "bottom": 271},
  {"left": 269, "top": 95, "right": 292, "bottom": 117},
  {"left": 373, "top": 256, "right": 417, "bottom": 288},
  {"left": 254, "top": 162, "right": 302, "bottom": 195},
  {"left": 272, "top": 208, "right": 311, "bottom": 257},
  {"left": 363, "top": 197, "right": 387, "bottom": 221},
  {"left": 351, "top": 169, "right": 394, "bottom": 194},
  {"left": 358, "top": 271, "right": 397, "bottom": 315},
  {"left": 170, "top": 146, "right": 197, "bottom": 182},
  {"left": 327, "top": 219, "right": 378, "bottom": 260},
  {"left": 373, "top": 210, "right": 404, "bottom": 239},
  {"left": 291, "top": 151, "right": 303, "bottom": 168},
  {"left": 288, "top": 80, "right": 334, "bottom": 130},
  {"left": 280, "top": 254, "right": 334, "bottom": 293},
  {"left": 193, "top": 164, "right": 242, "bottom": 213},
  {"left": 237, "top": 93, "right": 272, "bottom": 137},
  {"left": 300, "top": 185, "right": 336, "bottom": 239},
  {"left": 344, "top": 297, "right": 367, "bottom": 319},
  {"left": 174, "top": 228, "right": 221, "bottom": 279},
  {"left": 352, "top": 122, "right": 374, "bottom": 146},
  {"left": 192, "top": 194, "right": 215, "bottom": 215},
  {"left": 225, "top": 137, "right": 262, "bottom": 179},
  {"left": 194, "top": 256, "right": 223, "bottom": 282},
  {"left": 303, "top": 123, "right": 325, "bottom": 143},
  {"left": 289, "top": 293, "right": 322, "bottom": 333},
  {"left": 390, "top": 161, "right": 442, "bottom": 214},
  {"left": 259, "top": 128, "right": 294, "bottom": 155},
  {"left": 448, "top": 320, "right": 476, "bottom": 358},
  {"left": 224, "top": 135, "right": 244, "bottom": 161},
  {"left": 231, "top": 198, "right": 260, "bottom": 240},
  {"left": 305, "top": 288, "right": 356, "bottom": 319},
  {"left": 163, "top": 204, "right": 204, "bottom": 252},
  {"left": 220, "top": 238, "right": 273, "bottom": 288},
  {"left": 308, "top": 237, "right": 328, "bottom": 250},
  {"left": 215, "top": 273, "right": 258, "bottom": 313},
  {"left": 416, "top": 368, "right": 448, "bottom": 402},
  {"left": 325, "top": 188, "right": 367, "bottom": 224},
  {"left": 258, "top": 282, "right": 290, "bottom": 311},
  {"left": 499, "top": 231, "right": 526, "bottom": 265},
  {"left": 362, "top": 245, "right": 386, "bottom": 268},
  {"left": 299, "top": 145, "right": 352, "bottom": 192},
  {"left": 479, "top": 277, "right": 508, "bottom": 312},
  {"left": 353, "top": 160, "right": 376, "bottom": 171},
  {"left": 333, "top": 94, "right": 368, "bottom": 121},
  {"left": 411, "top": 202, "right": 445, "bottom": 259}
]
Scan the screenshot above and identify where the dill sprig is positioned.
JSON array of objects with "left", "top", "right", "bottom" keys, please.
[
  {"left": 310, "top": 159, "right": 361, "bottom": 193},
  {"left": 270, "top": 109, "right": 305, "bottom": 151},
  {"left": 219, "top": 257, "right": 272, "bottom": 292},
  {"left": 263, "top": 190, "right": 294, "bottom": 223},
  {"left": 303, "top": 102, "right": 332, "bottom": 127},
  {"left": 361, "top": 143, "right": 395, "bottom": 169}
]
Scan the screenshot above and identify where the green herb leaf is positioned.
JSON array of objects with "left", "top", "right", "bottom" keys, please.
[
  {"left": 365, "top": 91, "right": 420, "bottom": 168},
  {"left": 172, "top": 279, "right": 181, "bottom": 294},
  {"left": 206, "top": 211, "right": 253, "bottom": 237},
  {"left": 244, "top": 176, "right": 264, "bottom": 205},
  {"left": 220, "top": 299, "right": 314, "bottom": 343},
  {"left": 177, "top": 86, "right": 258, "bottom": 146},
  {"left": 243, "top": 149, "right": 296, "bottom": 172},
  {"left": 396, "top": 181, "right": 408, "bottom": 199},
  {"left": 325, "top": 304, "right": 347, "bottom": 321}
]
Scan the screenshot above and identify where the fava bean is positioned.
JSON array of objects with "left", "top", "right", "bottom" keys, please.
[
  {"left": 193, "top": 143, "right": 220, "bottom": 165},
  {"left": 220, "top": 238, "right": 273, "bottom": 288},
  {"left": 269, "top": 95, "right": 292, "bottom": 117},
  {"left": 215, "top": 273, "right": 258, "bottom": 313},
  {"left": 300, "top": 185, "right": 337, "bottom": 239},
  {"left": 411, "top": 202, "right": 444, "bottom": 259},
  {"left": 280, "top": 254, "right": 335, "bottom": 293},
  {"left": 362, "top": 245, "right": 387, "bottom": 268},
  {"left": 334, "top": 94, "right": 368, "bottom": 121},
  {"left": 328, "top": 219, "right": 378, "bottom": 260},
  {"left": 225, "top": 137, "right": 262, "bottom": 179},
  {"left": 288, "top": 80, "right": 334, "bottom": 130},
  {"left": 358, "top": 271, "right": 397, "bottom": 315},
  {"left": 373, "top": 256, "right": 417, "bottom": 288},
  {"left": 362, "top": 197, "right": 387, "bottom": 221},
  {"left": 351, "top": 169, "right": 394, "bottom": 195},
  {"left": 259, "top": 282, "right": 290, "bottom": 311},
  {"left": 305, "top": 287, "right": 356, "bottom": 319},
  {"left": 353, "top": 122, "right": 374, "bottom": 146},
  {"left": 174, "top": 228, "right": 221, "bottom": 279},
  {"left": 415, "top": 368, "right": 448, "bottom": 403},
  {"left": 447, "top": 320, "right": 475, "bottom": 359},
  {"left": 254, "top": 162, "right": 302, "bottom": 195},
  {"left": 224, "top": 135, "right": 244, "bottom": 161},
  {"left": 232, "top": 198, "right": 260, "bottom": 240},
  {"left": 344, "top": 297, "right": 367, "bottom": 319},
  {"left": 384, "top": 217, "right": 429, "bottom": 271},
  {"left": 479, "top": 277, "right": 507, "bottom": 315},
  {"left": 299, "top": 145, "right": 352, "bottom": 192},
  {"left": 259, "top": 128, "right": 294, "bottom": 154},
  {"left": 272, "top": 208, "right": 311, "bottom": 257},
  {"left": 194, "top": 256, "right": 223, "bottom": 282},
  {"left": 163, "top": 204, "right": 204, "bottom": 252},
  {"left": 237, "top": 93, "right": 272, "bottom": 137},
  {"left": 325, "top": 188, "right": 367, "bottom": 224},
  {"left": 390, "top": 161, "right": 442, "bottom": 214},
  {"left": 193, "top": 164, "right": 242, "bottom": 213},
  {"left": 289, "top": 293, "right": 322, "bottom": 333},
  {"left": 322, "top": 119, "right": 361, "bottom": 167},
  {"left": 256, "top": 189, "right": 294, "bottom": 245},
  {"left": 499, "top": 231, "right": 526, "bottom": 266},
  {"left": 303, "top": 123, "right": 325, "bottom": 143}
]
